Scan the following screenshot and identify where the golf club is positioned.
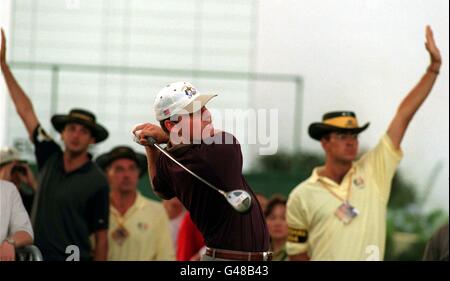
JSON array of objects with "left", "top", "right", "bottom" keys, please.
[{"left": 134, "top": 135, "right": 252, "bottom": 213}]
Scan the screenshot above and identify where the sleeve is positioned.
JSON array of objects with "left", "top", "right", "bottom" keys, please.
[
  {"left": 32, "top": 125, "right": 61, "bottom": 170},
  {"left": 201, "top": 132, "right": 243, "bottom": 192},
  {"left": 286, "top": 189, "right": 309, "bottom": 256},
  {"left": 155, "top": 206, "right": 175, "bottom": 261},
  {"left": 153, "top": 154, "right": 176, "bottom": 199},
  {"left": 8, "top": 184, "right": 34, "bottom": 240},
  {"left": 87, "top": 184, "right": 110, "bottom": 232},
  {"left": 359, "top": 133, "right": 404, "bottom": 202}
]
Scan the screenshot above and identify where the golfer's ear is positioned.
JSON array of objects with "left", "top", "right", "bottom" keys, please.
[{"left": 164, "top": 120, "right": 173, "bottom": 131}]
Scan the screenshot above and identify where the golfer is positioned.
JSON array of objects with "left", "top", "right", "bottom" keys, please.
[{"left": 133, "top": 82, "right": 271, "bottom": 261}]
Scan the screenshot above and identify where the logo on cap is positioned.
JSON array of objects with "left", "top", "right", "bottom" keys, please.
[
  {"left": 163, "top": 109, "right": 171, "bottom": 116},
  {"left": 182, "top": 85, "right": 197, "bottom": 99},
  {"left": 346, "top": 119, "right": 355, "bottom": 127}
]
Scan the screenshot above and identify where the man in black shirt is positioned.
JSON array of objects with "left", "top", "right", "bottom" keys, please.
[
  {"left": 1, "top": 29, "right": 109, "bottom": 261},
  {"left": 133, "top": 81, "right": 271, "bottom": 261}
]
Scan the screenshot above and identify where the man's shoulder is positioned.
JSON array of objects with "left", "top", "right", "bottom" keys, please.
[
  {"left": 0, "top": 180, "right": 16, "bottom": 194},
  {"left": 291, "top": 174, "right": 319, "bottom": 195},
  {"left": 140, "top": 197, "right": 167, "bottom": 216},
  {"left": 0, "top": 180, "right": 22, "bottom": 206},
  {"left": 140, "top": 195, "right": 161, "bottom": 206},
  {"left": 32, "top": 125, "right": 61, "bottom": 150},
  {"left": 357, "top": 133, "right": 403, "bottom": 164}
]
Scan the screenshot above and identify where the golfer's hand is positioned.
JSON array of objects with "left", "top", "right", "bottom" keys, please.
[
  {"left": 1, "top": 28, "right": 7, "bottom": 66},
  {"left": 425, "top": 26, "right": 442, "bottom": 70},
  {"left": 0, "top": 241, "right": 15, "bottom": 262},
  {"left": 132, "top": 123, "right": 169, "bottom": 146}
]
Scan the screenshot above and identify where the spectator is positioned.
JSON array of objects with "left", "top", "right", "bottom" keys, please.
[
  {"left": 0, "top": 180, "right": 34, "bottom": 261},
  {"left": 1, "top": 29, "right": 110, "bottom": 261},
  {"left": 96, "top": 146, "right": 174, "bottom": 260},
  {"left": 287, "top": 26, "right": 442, "bottom": 261},
  {"left": 176, "top": 212, "right": 205, "bottom": 261},
  {"left": 265, "top": 196, "right": 289, "bottom": 261}
]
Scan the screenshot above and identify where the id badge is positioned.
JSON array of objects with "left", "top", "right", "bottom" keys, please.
[
  {"left": 335, "top": 202, "right": 359, "bottom": 224},
  {"left": 112, "top": 225, "right": 129, "bottom": 245}
]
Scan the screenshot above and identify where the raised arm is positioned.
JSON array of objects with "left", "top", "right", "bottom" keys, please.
[
  {"left": 1, "top": 28, "right": 39, "bottom": 137},
  {"left": 387, "top": 26, "right": 442, "bottom": 149}
]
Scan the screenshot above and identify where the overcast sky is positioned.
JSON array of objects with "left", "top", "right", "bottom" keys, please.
[{"left": 255, "top": 0, "right": 449, "bottom": 212}]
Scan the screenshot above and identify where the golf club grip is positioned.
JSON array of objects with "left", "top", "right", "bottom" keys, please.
[{"left": 145, "top": 136, "right": 157, "bottom": 146}]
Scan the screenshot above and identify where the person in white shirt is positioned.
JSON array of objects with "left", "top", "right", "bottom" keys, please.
[{"left": 0, "top": 180, "right": 34, "bottom": 261}]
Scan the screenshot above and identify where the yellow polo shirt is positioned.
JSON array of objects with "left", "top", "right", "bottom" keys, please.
[
  {"left": 108, "top": 192, "right": 175, "bottom": 261},
  {"left": 286, "top": 134, "right": 403, "bottom": 261}
]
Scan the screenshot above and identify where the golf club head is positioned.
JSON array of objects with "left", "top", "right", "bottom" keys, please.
[{"left": 226, "top": 190, "right": 252, "bottom": 213}]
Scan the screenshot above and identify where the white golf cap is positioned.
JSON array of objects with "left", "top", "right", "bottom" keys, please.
[
  {"left": 154, "top": 81, "right": 217, "bottom": 121},
  {"left": 0, "top": 147, "right": 21, "bottom": 166}
]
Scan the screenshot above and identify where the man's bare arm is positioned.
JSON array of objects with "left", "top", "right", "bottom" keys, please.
[
  {"left": 387, "top": 26, "right": 442, "bottom": 149},
  {"left": 1, "top": 28, "right": 39, "bottom": 137}
]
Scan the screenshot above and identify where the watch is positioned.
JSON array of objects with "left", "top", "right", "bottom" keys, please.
[{"left": 4, "top": 237, "right": 16, "bottom": 247}]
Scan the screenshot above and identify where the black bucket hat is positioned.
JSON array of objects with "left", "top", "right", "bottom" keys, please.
[
  {"left": 51, "top": 108, "right": 109, "bottom": 143},
  {"left": 308, "top": 111, "right": 370, "bottom": 141},
  {"left": 96, "top": 146, "right": 147, "bottom": 177}
]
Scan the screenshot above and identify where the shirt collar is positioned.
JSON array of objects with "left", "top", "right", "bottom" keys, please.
[
  {"left": 57, "top": 152, "right": 93, "bottom": 175},
  {"left": 308, "top": 164, "right": 357, "bottom": 186},
  {"left": 111, "top": 192, "right": 146, "bottom": 218}
]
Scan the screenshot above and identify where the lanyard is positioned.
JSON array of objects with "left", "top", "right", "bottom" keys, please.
[
  {"left": 318, "top": 170, "right": 354, "bottom": 204},
  {"left": 111, "top": 204, "right": 139, "bottom": 228}
]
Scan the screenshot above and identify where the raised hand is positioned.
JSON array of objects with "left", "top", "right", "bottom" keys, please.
[
  {"left": 425, "top": 26, "right": 442, "bottom": 71},
  {"left": 1, "top": 28, "right": 7, "bottom": 66}
]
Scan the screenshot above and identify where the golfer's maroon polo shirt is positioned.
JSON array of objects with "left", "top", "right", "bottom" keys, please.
[{"left": 154, "top": 131, "right": 270, "bottom": 252}]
